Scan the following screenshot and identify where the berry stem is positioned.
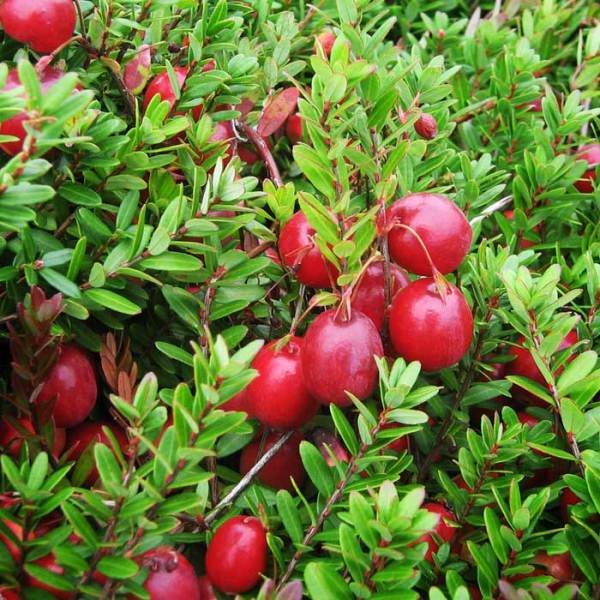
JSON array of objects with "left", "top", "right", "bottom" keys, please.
[{"left": 238, "top": 121, "right": 283, "bottom": 188}]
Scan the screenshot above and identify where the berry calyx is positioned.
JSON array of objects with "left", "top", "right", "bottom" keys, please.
[
  {"left": 352, "top": 261, "right": 409, "bottom": 331},
  {"left": 36, "top": 344, "right": 97, "bottom": 428},
  {"left": 239, "top": 431, "right": 306, "bottom": 491},
  {"left": 66, "top": 421, "right": 128, "bottom": 485},
  {"left": 414, "top": 113, "right": 438, "bottom": 140},
  {"left": 278, "top": 211, "right": 339, "bottom": 288},
  {"left": 205, "top": 515, "right": 267, "bottom": 594},
  {"left": 417, "top": 502, "right": 457, "bottom": 562},
  {"left": 137, "top": 547, "right": 200, "bottom": 600},
  {"left": 574, "top": 143, "right": 600, "bottom": 193},
  {"left": 301, "top": 308, "right": 383, "bottom": 406},
  {"left": 246, "top": 336, "right": 318, "bottom": 430},
  {"left": 380, "top": 193, "right": 472, "bottom": 275},
  {"left": 506, "top": 331, "right": 578, "bottom": 406},
  {"left": 0, "top": 0, "right": 76, "bottom": 54},
  {"left": 388, "top": 278, "right": 474, "bottom": 371}
]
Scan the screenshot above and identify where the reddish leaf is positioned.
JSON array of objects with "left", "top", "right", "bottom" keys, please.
[
  {"left": 124, "top": 45, "right": 152, "bottom": 95},
  {"left": 257, "top": 88, "right": 300, "bottom": 137}
]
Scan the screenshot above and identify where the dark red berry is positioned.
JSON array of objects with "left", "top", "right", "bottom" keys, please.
[
  {"left": 36, "top": 344, "right": 97, "bottom": 428},
  {"left": 239, "top": 431, "right": 306, "bottom": 491},
  {"left": 517, "top": 412, "right": 539, "bottom": 428},
  {"left": 560, "top": 488, "right": 581, "bottom": 522},
  {"left": 416, "top": 503, "right": 457, "bottom": 562},
  {"left": 205, "top": 121, "right": 236, "bottom": 166},
  {"left": 0, "top": 0, "right": 76, "bottom": 54},
  {"left": 314, "top": 31, "right": 336, "bottom": 56},
  {"left": 506, "top": 331, "right": 578, "bottom": 406},
  {"left": 205, "top": 515, "right": 267, "bottom": 594},
  {"left": 0, "top": 417, "right": 65, "bottom": 458},
  {"left": 143, "top": 67, "right": 189, "bottom": 114},
  {"left": 66, "top": 421, "right": 128, "bottom": 485},
  {"left": 574, "top": 143, "right": 600, "bottom": 193},
  {"left": 414, "top": 113, "right": 438, "bottom": 140},
  {"left": 221, "top": 387, "right": 250, "bottom": 413},
  {"left": 279, "top": 211, "right": 339, "bottom": 288},
  {"left": 380, "top": 193, "right": 472, "bottom": 275},
  {"left": 137, "top": 547, "right": 200, "bottom": 600},
  {"left": 198, "top": 575, "right": 217, "bottom": 600},
  {"left": 286, "top": 113, "right": 303, "bottom": 144},
  {"left": 388, "top": 278, "right": 474, "bottom": 371},
  {"left": 247, "top": 337, "right": 318, "bottom": 430},
  {"left": 0, "top": 587, "right": 20, "bottom": 600},
  {"left": 352, "top": 261, "right": 409, "bottom": 330},
  {"left": 25, "top": 553, "right": 72, "bottom": 600},
  {"left": 302, "top": 308, "right": 383, "bottom": 406},
  {"left": 509, "top": 552, "right": 573, "bottom": 591},
  {"left": 381, "top": 422, "right": 409, "bottom": 453},
  {"left": 0, "top": 67, "right": 68, "bottom": 156}
]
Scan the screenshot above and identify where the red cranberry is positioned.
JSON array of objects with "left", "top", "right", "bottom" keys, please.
[
  {"left": 352, "top": 262, "right": 409, "bottom": 330},
  {"left": 279, "top": 212, "right": 339, "bottom": 288},
  {"left": 509, "top": 552, "right": 573, "bottom": 590},
  {"left": 143, "top": 67, "right": 189, "bottom": 114},
  {"left": 381, "top": 422, "right": 409, "bottom": 453},
  {"left": 286, "top": 113, "right": 303, "bottom": 144},
  {"left": 205, "top": 121, "right": 235, "bottom": 166},
  {"left": 221, "top": 388, "right": 250, "bottom": 413},
  {"left": 417, "top": 502, "right": 457, "bottom": 562},
  {"left": 36, "top": 344, "right": 97, "bottom": 428},
  {"left": 198, "top": 575, "right": 217, "bottom": 600},
  {"left": 240, "top": 431, "right": 306, "bottom": 491},
  {"left": 314, "top": 31, "right": 336, "bottom": 56},
  {"left": 66, "top": 421, "right": 128, "bottom": 485},
  {"left": 560, "top": 488, "right": 581, "bottom": 522},
  {"left": 574, "top": 143, "right": 600, "bottom": 193},
  {"left": 205, "top": 515, "right": 267, "bottom": 594},
  {"left": 25, "top": 553, "right": 72, "bottom": 599},
  {"left": 0, "top": 67, "right": 67, "bottom": 156},
  {"left": 388, "top": 278, "right": 474, "bottom": 371},
  {"left": 0, "top": 417, "right": 65, "bottom": 458},
  {"left": 247, "top": 337, "right": 317, "bottom": 429},
  {"left": 0, "top": 588, "right": 20, "bottom": 600},
  {"left": 302, "top": 309, "right": 383, "bottom": 406},
  {"left": 238, "top": 144, "right": 261, "bottom": 165},
  {"left": 517, "top": 412, "right": 539, "bottom": 428},
  {"left": 414, "top": 113, "right": 438, "bottom": 140},
  {"left": 136, "top": 547, "right": 200, "bottom": 600},
  {"left": 380, "top": 193, "right": 472, "bottom": 275},
  {"left": 506, "top": 331, "right": 578, "bottom": 406},
  {"left": 0, "top": 0, "right": 76, "bottom": 54}
]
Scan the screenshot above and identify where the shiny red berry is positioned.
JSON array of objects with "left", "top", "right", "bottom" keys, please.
[
  {"left": 240, "top": 431, "right": 306, "bottom": 491},
  {"left": 25, "top": 553, "right": 72, "bottom": 600},
  {"left": 414, "top": 113, "right": 438, "bottom": 140},
  {"left": 380, "top": 193, "right": 472, "bottom": 275},
  {"left": 36, "top": 344, "right": 97, "bottom": 428},
  {"left": 247, "top": 337, "right": 318, "bottom": 430},
  {"left": 574, "top": 143, "right": 600, "bottom": 193},
  {"left": 279, "top": 212, "right": 339, "bottom": 288},
  {"left": 0, "top": 0, "right": 76, "bottom": 54},
  {"left": 0, "top": 67, "right": 67, "bottom": 156},
  {"left": 417, "top": 502, "right": 457, "bottom": 562},
  {"left": 205, "top": 515, "right": 267, "bottom": 594},
  {"left": 388, "top": 278, "right": 474, "bottom": 371},
  {"left": 352, "top": 262, "right": 409, "bottom": 330},
  {"left": 220, "top": 387, "right": 250, "bottom": 413},
  {"left": 286, "top": 113, "right": 303, "bottom": 144},
  {"left": 302, "top": 308, "right": 383, "bottom": 406},
  {"left": 137, "top": 547, "right": 200, "bottom": 600},
  {"left": 143, "top": 67, "right": 189, "bottom": 114},
  {"left": 506, "top": 331, "right": 578, "bottom": 406},
  {"left": 66, "top": 421, "right": 128, "bottom": 485},
  {"left": 198, "top": 575, "right": 217, "bottom": 600},
  {"left": 0, "top": 417, "right": 65, "bottom": 458}
]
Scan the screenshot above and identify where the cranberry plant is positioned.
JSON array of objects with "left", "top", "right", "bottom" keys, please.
[{"left": 0, "top": 0, "right": 599, "bottom": 599}]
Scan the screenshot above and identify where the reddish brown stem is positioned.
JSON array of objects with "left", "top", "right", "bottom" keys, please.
[{"left": 238, "top": 122, "right": 284, "bottom": 188}]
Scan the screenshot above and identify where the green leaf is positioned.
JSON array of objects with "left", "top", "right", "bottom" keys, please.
[
  {"left": 300, "top": 441, "right": 335, "bottom": 496},
  {"left": 84, "top": 288, "right": 141, "bottom": 315},
  {"left": 139, "top": 252, "right": 203, "bottom": 271},
  {"left": 305, "top": 562, "right": 352, "bottom": 600},
  {"left": 276, "top": 491, "right": 304, "bottom": 544},
  {"left": 484, "top": 508, "right": 508, "bottom": 564},
  {"left": 97, "top": 555, "right": 140, "bottom": 579},
  {"left": 59, "top": 182, "right": 102, "bottom": 207},
  {"left": 39, "top": 268, "right": 82, "bottom": 298}
]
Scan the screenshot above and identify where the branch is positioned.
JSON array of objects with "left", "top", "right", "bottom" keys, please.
[
  {"left": 238, "top": 122, "right": 284, "bottom": 188},
  {"left": 453, "top": 99, "right": 497, "bottom": 124}
]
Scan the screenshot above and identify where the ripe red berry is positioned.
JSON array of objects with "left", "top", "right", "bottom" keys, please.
[
  {"left": 36, "top": 344, "right": 97, "bottom": 428},
  {"left": 506, "top": 331, "right": 578, "bottom": 406},
  {"left": 0, "top": 417, "right": 65, "bottom": 458},
  {"left": 143, "top": 67, "right": 189, "bottom": 114},
  {"left": 314, "top": 31, "right": 336, "bottom": 56},
  {"left": 135, "top": 547, "right": 200, "bottom": 600},
  {"left": 388, "top": 278, "right": 474, "bottom": 371},
  {"left": 0, "top": 587, "right": 20, "bottom": 600},
  {"left": 560, "top": 487, "right": 581, "bottom": 522},
  {"left": 246, "top": 337, "right": 318, "bottom": 429},
  {"left": 517, "top": 412, "right": 539, "bottom": 428},
  {"left": 381, "top": 422, "right": 409, "bottom": 453},
  {"left": 198, "top": 575, "right": 217, "bottom": 600},
  {"left": 0, "top": 0, "right": 76, "bottom": 54},
  {"left": 66, "top": 421, "right": 128, "bottom": 485},
  {"left": 240, "top": 431, "right": 306, "bottom": 491},
  {"left": 0, "top": 67, "right": 67, "bottom": 156},
  {"left": 278, "top": 212, "right": 339, "bottom": 288},
  {"left": 302, "top": 309, "right": 383, "bottom": 406},
  {"left": 352, "top": 262, "right": 410, "bottom": 330},
  {"left": 205, "top": 515, "right": 267, "bottom": 594},
  {"left": 414, "top": 113, "right": 438, "bottom": 140},
  {"left": 286, "top": 113, "right": 303, "bottom": 144},
  {"left": 25, "top": 553, "right": 72, "bottom": 600},
  {"left": 417, "top": 502, "right": 457, "bottom": 562},
  {"left": 380, "top": 193, "right": 472, "bottom": 275},
  {"left": 206, "top": 121, "right": 236, "bottom": 166},
  {"left": 509, "top": 552, "right": 574, "bottom": 590},
  {"left": 221, "top": 387, "right": 250, "bottom": 413},
  {"left": 574, "top": 143, "right": 600, "bottom": 193}
]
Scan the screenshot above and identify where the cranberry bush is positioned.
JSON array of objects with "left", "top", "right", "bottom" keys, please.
[{"left": 0, "top": 0, "right": 599, "bottom": 598}]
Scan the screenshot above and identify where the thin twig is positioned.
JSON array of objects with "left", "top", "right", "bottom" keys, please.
[{"left": 238, "top": 122, "right": 284, "bottom": 187}]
